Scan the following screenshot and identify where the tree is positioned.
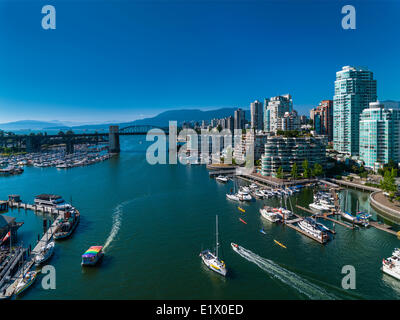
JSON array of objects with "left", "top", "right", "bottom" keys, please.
[
  {"left": 312, "top": 163, "right": 323, "bottom": 177},
  {"left": 302, "top": 159, "right": 310, "bottom": 178},
  {"left": 276, "top": 166, "right": 284, "bottom": 179},
  {"left": 380, "top": 169, "right": 397, "bottom": 194},
  {"left": 255, "top": 159, "right": 261, "bottom": 167},
  {"left": 291, "top": 163, "right": 298, "bottom": 180}
]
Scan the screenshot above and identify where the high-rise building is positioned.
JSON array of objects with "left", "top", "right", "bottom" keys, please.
[
  {"left": 310, "top": 100, "right": 333, "bottom": 141},
  {"left": 281, "top": 110, "right": 301, "bottom": 131},
  {"left": 333, "top": 66, "right": 377, "bottom": 155},
  {"left": 264, "top": 94, "right": 293, "bottom": 132},
  {"left": 359, "top": 101, "right": 400, "bottom": 171},
  {"left": 250, "top": 100, "right": 263, "bottom": 131},
  {"left": 234, "top": 108, "right": 245, "bottom": 130},
  {"left": 226, "top": 116, "right": 234, "bottom": 131}
]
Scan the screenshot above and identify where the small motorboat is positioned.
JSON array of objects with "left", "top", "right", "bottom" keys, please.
[
  {"left": 216, "top": 175, "right": 228, "bottom": 183},
  {"left": 81, "top": 246, "right": 104, "bottom": 266},
  {"left": 231, "top": 242, "right": 240, "bottom": 252},
  {"left": 239, "top": 218, "right": 247, "bottom": 225},
  {"left": 14, "top": 271, "right": 37, "bottom": 296},
  {"left": 226, "top": 193, "right": 240, "bottom": 201}
]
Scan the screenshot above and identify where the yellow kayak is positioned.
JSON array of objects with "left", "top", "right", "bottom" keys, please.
[
  {"left": 238, "top": 207, "right": 245, "bottom": 213},
  {"left": 274, "top": 240, "right": 287, "bottom": 249}
]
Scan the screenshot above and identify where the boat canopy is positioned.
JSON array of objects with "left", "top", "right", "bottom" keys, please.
[{"left": 82, "top": 246, "right": 103, "bottom": 257}]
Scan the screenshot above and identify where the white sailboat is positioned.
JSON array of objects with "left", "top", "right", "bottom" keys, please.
[{"left": 199, "top": 215, "right": 227, "bottom": 277}]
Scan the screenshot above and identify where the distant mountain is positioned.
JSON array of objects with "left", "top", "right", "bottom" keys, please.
[
  {"left": 1, "top": 108, "right": 251, "bottom": 132},
  {"left": 45, "top": 108, "right": 250, "bottom": 131},
  {"left": 382, "top": 100, "right": 400, "bottom": 109},
  {"left": 0, "top": 120, "right": 66, "bottom": 131}
]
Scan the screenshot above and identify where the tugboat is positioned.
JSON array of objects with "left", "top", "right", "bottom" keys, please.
[{"left": 199, "top": 215, "right": 227, "bottom": 277}]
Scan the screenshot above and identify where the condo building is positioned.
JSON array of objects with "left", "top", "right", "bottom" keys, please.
[
  {"left": 250, "top": 100, "right": 264, "bottom": 131},
  {"left": 310, "top": 100, "right": 333, "bottom": 141},
  {"left": 264, "top": 94, "right": 293, "bottom": 132},
  {"left": 359, "top": 101, "right": 400, "bottom": 171},
  {"left": 261, "top": 135, "right": 327, "bottom": 177},
  {"left": 233, "top": 131, "right": 271, "bottom": 163},
  {"left": 333, "top": 66, "right": 377, "bottom": 155},
  {"left": 234, "top": 108, "right": 246, "bottom": 130}
]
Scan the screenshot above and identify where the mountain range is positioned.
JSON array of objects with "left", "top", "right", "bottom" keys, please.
[{"left": 0, "top": 108, "right": 250, "bottom": 131}]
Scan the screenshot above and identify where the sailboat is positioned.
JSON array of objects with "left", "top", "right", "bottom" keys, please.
[
  {"left": 35, "top": 226, "right": 55, "bottom": 266},
  {"left": 199, "top": 215, "right": 227, "bottom": 277}
]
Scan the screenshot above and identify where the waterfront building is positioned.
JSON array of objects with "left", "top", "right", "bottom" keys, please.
[
  {"left": 359, "top": 101, "right": 400, "bottom": 171},
  {"left": 261, "top": 135, "right": 327, "bottom": 177},
  {"left": 234, "top": 108, "right": 245, "bottom": 130},
  {"left": 250, "top": 100, "right": 263, "bottom": 131},
  {"left": 310, "top": 100, "right": 333, "bottom": 141},
  {"left": 333, "top": 66, "right": 377, "bottom": 155},
  {"left": 264, "top": 94, "right": 293, "bottom": 132}
]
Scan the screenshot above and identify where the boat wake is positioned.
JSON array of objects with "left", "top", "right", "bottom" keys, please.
[
  {"left": 103, "top": 200, "right": 131, "bottom": 252},
  {"left": 234, "top": 245, "right": 336, "bottom": 300}
]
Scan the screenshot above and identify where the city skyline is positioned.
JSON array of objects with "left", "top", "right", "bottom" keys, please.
[{"left": 1, "top": 0, "right": 400, "bottom": 123}]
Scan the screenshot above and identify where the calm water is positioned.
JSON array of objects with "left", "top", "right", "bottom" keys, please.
[{"left": 1, "top": 136, "right": 400, "bottom": 300}]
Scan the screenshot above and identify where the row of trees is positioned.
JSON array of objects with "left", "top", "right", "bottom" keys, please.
[{"left": 276, "top": 160, "right": 323, "bottom": 180}]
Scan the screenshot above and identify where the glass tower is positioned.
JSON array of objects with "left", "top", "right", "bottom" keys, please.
[{"left": 333, "top": 66, "right": 377, "bottom": 155}]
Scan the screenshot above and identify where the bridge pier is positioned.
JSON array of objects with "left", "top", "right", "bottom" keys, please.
[{"left": 109, "top": 125, "right": 120, "bottom": 153}]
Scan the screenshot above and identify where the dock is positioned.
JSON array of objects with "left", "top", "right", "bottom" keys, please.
[
  {"left": 0, "top": 202, "right": 67, "bottom": 299},
  {"left": 369, "top": 221, "right": 399, "bottom": 236}
]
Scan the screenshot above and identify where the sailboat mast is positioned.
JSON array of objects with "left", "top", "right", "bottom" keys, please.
[{"left": 216, "top": 215, "right": 219, "bottom": 259}]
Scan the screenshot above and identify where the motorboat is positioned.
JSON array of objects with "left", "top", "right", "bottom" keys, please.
[
  {"left": 259, "top": 206, "right": 281, "bottom": 223},
  {"left": 216, "top": 175, "right": 228, "bottom": 183}
]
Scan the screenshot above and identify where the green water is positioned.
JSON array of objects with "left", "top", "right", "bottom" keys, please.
[{"left": 1, "top": 136, "right": 400, "bottom": 300}]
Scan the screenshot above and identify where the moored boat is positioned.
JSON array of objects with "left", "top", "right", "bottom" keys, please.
[
  {"left": 54, "top": 209, "right": 80, "bottom": 240},
  {"left": 34, "top": 240, "right": 55, "bottom": 266},
  {"left": 14, "top": 271, "right": 37, "bottom": 296}
]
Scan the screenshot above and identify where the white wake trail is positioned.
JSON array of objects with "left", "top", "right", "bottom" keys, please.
[
  {"left": 103, "top": 200, "right": 130, "bottom": 252},
  {"left": 234, "top": 245, "right": 336, "bottom": 300}
]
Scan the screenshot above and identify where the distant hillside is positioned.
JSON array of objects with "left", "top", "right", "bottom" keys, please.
[
  {"left": 45, "top": 108, "right": 250, "bottom": 131},
  {"left": 0, "top": 120, "right": 65, "bottom": 131}
]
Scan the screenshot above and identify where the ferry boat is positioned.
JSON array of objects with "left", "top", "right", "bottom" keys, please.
[
  {"left": 34, "top": 194, "right": 66, "bottom": 208},
  {"left": 297, "top": 217, "right": 329, "bottom": 242},
  {"left": 14, "top": 271, "right": 37, "bottom": 296},
  {"left": 383, "top": 250, "right": 400, "bottom": 280},
  {"left": 259, "top": 206, "right": 280, "bottom": 223},
  {"left": 216, "top": 175, "right": 228, "bottom": 183},
  {"left": 54, "top": 209, "right": 80, "bottom": 240},
  {"left": 199, "top": 216, "right": 227, "bottom": 277},
  {"left": 81, "top": 246, "right": 104, "bottom": 266},
  {"left": 34, "top": 240, "right": 55, "bottom": 266}
]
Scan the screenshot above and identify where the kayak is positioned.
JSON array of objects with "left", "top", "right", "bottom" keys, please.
[
  {"left": 238, "top": 207, "right": 245, "bottom": 213},
  {"left": 260, "top": 229, "right": 266, "bottom": 235},
  {"left": 274, "top": 240, "right": 286, "bottom": 249},
  {"left": 239, "top": 218, "right": 247, "bottom": 225}
]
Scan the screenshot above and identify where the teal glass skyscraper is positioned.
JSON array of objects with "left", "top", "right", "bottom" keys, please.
[
  {"left": 359, "top": 102, "right": 400, "bottom": 170},
  {"left": 333, "top": 66, "right": 377, "bottom": 155}
]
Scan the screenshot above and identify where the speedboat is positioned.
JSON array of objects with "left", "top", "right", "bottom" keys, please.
[
  {"left": 253, "top": 190, "right": 264, "bottom": 199},
  {"left": 14, "top": 271, "right": 37, "bottom": 296},
  {"left": 231, "top": 242, "right": 240, "bottom": 253},
  {"left": 34, "top": 240, "right": 55, "bottom": 266},
  {"left": 216, "top": 175, "right": 228, "bottom": 183},
  {"left": 81, "top": 246, "right": 104, "bottom": 266},
  {"left": 226, "top": 193, "right": 240, "bottom": 201},
  {"left": 249, "top": 183, "right": 258, "bottom": 189},
  {"left": 309, "top": 201, "right": 328, "bottom": 213},
  {"left": 200, "top": 216, "right": 227, "bottom": 276},
  {"left": 383, "top": 253, "right": 400, "bottom": 280},
  {"left": 238, "top": 191, "right": 252, "bottom": 201},
  {"left": 259, "top": 206, "right": 281, "bottom": 223},
  {"left": 240, "top": 186, "right": 251, "bottom": 193}
]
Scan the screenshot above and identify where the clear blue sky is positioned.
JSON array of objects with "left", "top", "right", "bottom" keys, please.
[{"left": 0, "top": 0, "right": 399, "bottom": 123}]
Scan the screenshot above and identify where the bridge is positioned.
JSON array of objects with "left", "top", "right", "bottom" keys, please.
[{"left": 0, "top": 125, "right": 168, "bottom": 154}]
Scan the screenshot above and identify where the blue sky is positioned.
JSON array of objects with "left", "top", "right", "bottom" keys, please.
[{"left": 0, "top": 0, "right": 399, "bottom": 123}]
